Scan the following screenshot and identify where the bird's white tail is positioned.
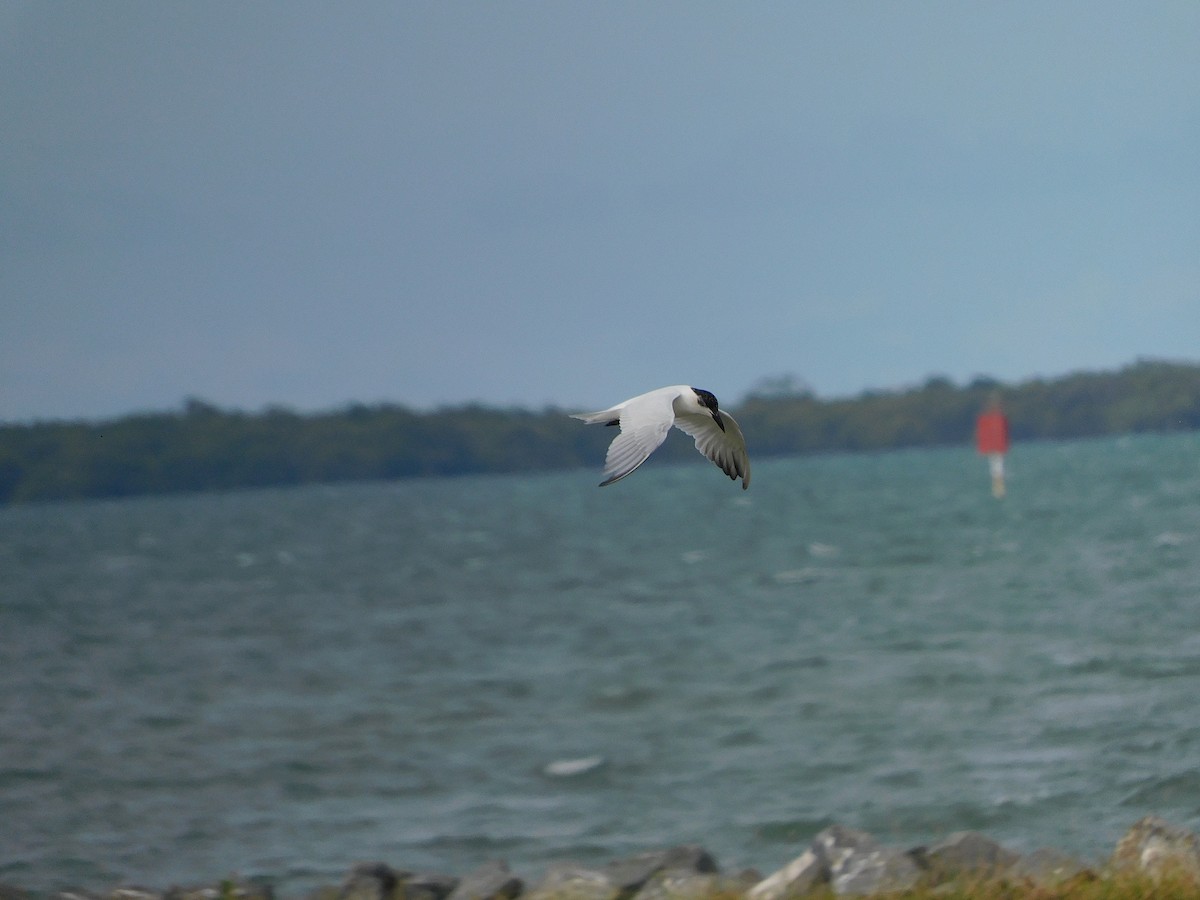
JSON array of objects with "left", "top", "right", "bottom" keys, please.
[{"left": 571, "top": 409, "right": 619, "bottom": 425}]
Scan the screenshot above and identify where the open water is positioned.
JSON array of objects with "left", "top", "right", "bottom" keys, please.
[{"left": 4, "top": 433, "right": 1200, "bottom": 894}]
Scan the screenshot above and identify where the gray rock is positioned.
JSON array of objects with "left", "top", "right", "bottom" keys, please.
[
  {"left": 1111, "top": 815, "right": 1200, "bottom": 879},
  {"left": 916, "top": 830, "right": 1019, "bottom": 881},
  {"left": 445, "top": 861, "right": 522, "bottom": 900},
  {"left": 165, "top": 881, "right": 274, "bottom": 900},
  {"left": 601, "top": 846, "right": 718, "bottom": 896},
  {"left": 525, "top": 847, "right": 719, "bottom": 900},
  {"left": 750, "top": 823, "right": 924, "bottom": 899},
  {"left": 633, "top": 872, "right": 751, "bottom": 900},
  {"left": 107, "top": 890, "right": 162, "bottom": 900},
  {"left": 400, "top": 874, "right": 459, "bottom": 900},
  {"left": 746, "top": 847, "right": 826, "bottom": 900},
  {"left": 341, "top": 864, "right": 409, "bottom": 900},
  {"left": 164, "top": 889, "right": 210, "bottom": 900},
  {"left": 832, "top": 849, "right": 921, "bottom": 896},
  {"left": 524, "top": 864, "right": 621, "bottom": 900},
  {"left": 811, "top": 826, "right": 874, "bottom": 875},
  {"left": 813, "top": 825, "right": 921, "bottom": 896}
]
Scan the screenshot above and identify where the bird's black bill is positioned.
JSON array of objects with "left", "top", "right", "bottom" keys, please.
[{"left": 713, "top": 411, "right": 726, "bottom": 432}]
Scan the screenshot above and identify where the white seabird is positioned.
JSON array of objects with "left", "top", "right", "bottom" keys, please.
[{"left": 572, "top": 385, "right": 750, "bottom": 489}]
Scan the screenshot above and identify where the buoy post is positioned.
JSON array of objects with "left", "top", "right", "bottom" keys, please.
[{"left": 975, "top": 396, "right": 1010, "bottom": 499}]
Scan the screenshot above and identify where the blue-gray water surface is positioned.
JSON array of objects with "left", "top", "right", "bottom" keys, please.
[{"left": 4, "top": 433, "right": 1200, "bottom": 894}]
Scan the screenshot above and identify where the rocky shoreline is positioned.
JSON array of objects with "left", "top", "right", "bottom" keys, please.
[{"left": 5, "top": 816, "right": 1200, "bottom": 900}]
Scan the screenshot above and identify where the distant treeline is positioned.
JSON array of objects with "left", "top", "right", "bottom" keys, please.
[{"left": 2, "top": 359, "right": 1200, "bottom": 504}]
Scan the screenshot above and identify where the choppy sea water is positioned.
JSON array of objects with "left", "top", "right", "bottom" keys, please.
[{"left": 4, "top": 433, "right": 1200, "bottom": 894}]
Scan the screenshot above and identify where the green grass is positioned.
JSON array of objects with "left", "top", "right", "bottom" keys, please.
[
  {"left": 614, "top": 868, "right": 1200, "bottom": 900},
  {"left": 884, "top": 869, "right": 1200, "bottom": 900}
]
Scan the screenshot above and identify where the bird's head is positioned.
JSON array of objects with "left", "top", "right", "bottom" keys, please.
[{"left": 691, "top": 387, "right": 725, "bottom": 431}]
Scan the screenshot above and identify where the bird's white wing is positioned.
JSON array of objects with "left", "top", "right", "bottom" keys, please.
[
  {"left": 598, "top": 390, "right": 679, "bottom": 486},
  {"left": 673, "top": 410, "right": 751, "bottom": 489}
]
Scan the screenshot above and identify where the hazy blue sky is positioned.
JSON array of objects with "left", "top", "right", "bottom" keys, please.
[{"left": 3, "top": 2, "right": 1198, "bottom": 422}]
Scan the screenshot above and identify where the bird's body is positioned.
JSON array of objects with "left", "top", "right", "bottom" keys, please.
[{"left": 572, "top": 385, "right": 750, "bottom": 489}]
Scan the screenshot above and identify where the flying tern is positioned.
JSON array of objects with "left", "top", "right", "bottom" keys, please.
[{"left": 572, "top": 385, "right": 750, "bottom": 489}]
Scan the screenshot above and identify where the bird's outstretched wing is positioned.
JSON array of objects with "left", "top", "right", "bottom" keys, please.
[
  {"left": 595, "top": 390, "right": 678, "bottom": 486},
  {"left": 673, "top": 410, "right": 751, "bottom": 489}
]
